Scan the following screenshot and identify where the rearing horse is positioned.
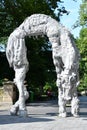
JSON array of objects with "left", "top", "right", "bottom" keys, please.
[{"left": 6, "top": 14, "right": 80, "bottom": 117}]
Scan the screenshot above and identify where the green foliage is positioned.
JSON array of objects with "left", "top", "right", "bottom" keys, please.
[
  {"left": 25, "top": 36, "right": 56, "bottom": 88},
  {"left": 43, "top": 82, "right": 52, "bottom": 93},
  {"left": 76, "top": 28, "right": 87, "bottom": 91},
  {"left": 79, "top": 0, "right": 87, "bottom": 27},
  {"left": 0, "top": 37, "right": 8, "bottom": 44},
  {"left": 0, "top": 0, "right": 69, "bottom": 37},
  {"left": 43, "top": 81, "right": 57, "bottom": 93},
  {"left": 77, "top": 0, "right": 87, "bottom": 91}
]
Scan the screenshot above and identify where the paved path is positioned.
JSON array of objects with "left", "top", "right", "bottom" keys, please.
[{"left": 0, "top": 96, "right": 87, "bottom": 130}]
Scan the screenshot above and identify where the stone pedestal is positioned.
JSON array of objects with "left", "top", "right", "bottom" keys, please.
[
  {"left": 2, "top": 81, "right": 17, "bottom": 104},
  {"left": 3, "top": 81, "right": 13, "bottom": 103}
]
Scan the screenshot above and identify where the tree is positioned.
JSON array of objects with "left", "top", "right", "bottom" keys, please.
[
  {"left": 76, "top": 28, "right": 87, "bottom": 91},
  {"left": 76, "top": 0, "right": 87, "bottom": 91},
  {"left": 79, "top": 0, "right": 87, "bottom": 27},
  {"left": 0, "top": 0, "right": 69, "bottom": 37}
]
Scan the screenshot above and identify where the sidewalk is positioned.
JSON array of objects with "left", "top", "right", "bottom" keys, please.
[{"left": 0, "top": 96, "right": 87, "bottom": 130}]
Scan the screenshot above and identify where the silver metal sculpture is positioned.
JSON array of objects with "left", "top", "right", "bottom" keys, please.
[{"left": 6, "top": 14, "right": 80, "bottom": 117}]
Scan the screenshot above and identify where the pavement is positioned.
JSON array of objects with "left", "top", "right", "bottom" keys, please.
[{"left": 0, "top": 96, "right": 87, "bottom": 130}]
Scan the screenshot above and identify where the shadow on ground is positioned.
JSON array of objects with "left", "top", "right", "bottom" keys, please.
[
  {"left": 0, "top": 97, "right": 87, "bottom": 125},
  {"left": 0, "top": 114, "right": 55, "bottom": 125}
]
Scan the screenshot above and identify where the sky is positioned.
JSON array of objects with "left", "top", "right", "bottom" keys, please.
[
  {"left": 60, "top": 0, "right": 82, "bottom": 38},
  {"left": 0, "top": 44, "right": 5, "bottom": 52}
]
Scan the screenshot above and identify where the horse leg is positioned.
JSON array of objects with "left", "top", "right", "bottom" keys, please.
[
  {"left": 10, "top": 80, "right": 20, "bottom": 115},
  {"left": 16, "top": 67, "right": 28, "bottom": 117},
  {"left": 49, "top": 36, "right": 67, "bottom": 117},
  {"left": 10, "top": 85, "right": 29, "bottom": 116},
  {"left": 10, "top": 66, "right": 28, "bottom": 117},
  {"left": 71, "top": 87, "right": 79, "bottom": 117},
  {"left": 58, "top": 87, "right": 67, "bottom": 117},
  {"left": 56, "top": 75, "right": 67, "bottom": 117}
]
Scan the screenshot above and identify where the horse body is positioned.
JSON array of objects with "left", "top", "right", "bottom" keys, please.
[{"left": 6, "top": 14, "right": 80, "bottom": 117}]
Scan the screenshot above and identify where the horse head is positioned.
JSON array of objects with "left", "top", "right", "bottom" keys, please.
[{"left": 59, "top": 70, "right": 79, "bottom": 100}]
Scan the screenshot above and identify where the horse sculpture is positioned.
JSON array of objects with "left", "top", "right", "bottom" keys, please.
[{"left": 6, "top": 14, "right": 80, "bottom": 117}]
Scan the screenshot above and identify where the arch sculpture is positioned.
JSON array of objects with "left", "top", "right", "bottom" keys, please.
[{"left": 6, "top": 14, "right": 80, "bottom": 117}]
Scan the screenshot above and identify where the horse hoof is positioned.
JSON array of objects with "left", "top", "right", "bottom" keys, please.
[
  {"left": 18, "top": 109, "right": 28, "bottom": 117},
  {"left": 59, "top": 113, "right": 67, "bottom": 118},
  {"left": 10, "top": 106, "right": 19, "bottom": 116},
  {"left": 10, "top": 111, "right": 17, "bottom": 116},
  {"left": 73, "top": 114, "right": 79, "bottom": 118}
]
